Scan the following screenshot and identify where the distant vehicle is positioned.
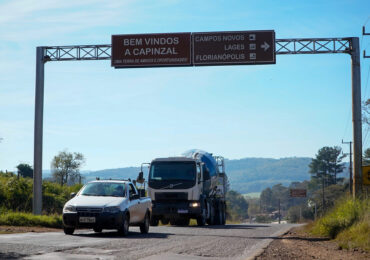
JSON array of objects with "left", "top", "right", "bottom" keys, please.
[
  {"left": 62, "top": 180, "right": 151, "bottom": 236},
  {"left": 143, "top": 149, "right": 227, "bottom": 226}
]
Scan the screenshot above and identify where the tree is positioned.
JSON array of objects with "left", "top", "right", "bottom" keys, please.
[
  {"left": 51, "top": 150, "right": 85, "bottom": 186},
  {"left": 16, "top": 163, "right": 33, "bottom": 178},
  {"left": 363, "top": 148, "right": 370, "bottom": 165},
  {"left": 309, "top": 146, "right": 345, "bottom": 186},
  {"left": 226, "top": 190, "right": 249, "bottom": 221},
  {"left": 309, "top": 146, "right": 345, "bottom": 211},
  {"left": 362, "top": 98, "right": 370, "bottom": 126}
]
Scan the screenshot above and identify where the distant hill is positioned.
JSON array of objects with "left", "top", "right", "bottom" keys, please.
[
  {"left": 225, "top": 157, "right": 312, "bottom": 193},
  {"left": 78, "top": 157, "right": 323, "bottom": 193}
]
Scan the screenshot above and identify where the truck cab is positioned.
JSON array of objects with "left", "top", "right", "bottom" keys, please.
[{"left": 146, "top": 150, "right": 227, "bottom": 226}]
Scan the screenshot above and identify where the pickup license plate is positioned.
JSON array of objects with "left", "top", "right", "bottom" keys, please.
[
  {"left": 178, "top": 209, "right": 188, "bottom": 214},
  {"left": 79, "top": 217, "right": 96, "bottom": 223}
]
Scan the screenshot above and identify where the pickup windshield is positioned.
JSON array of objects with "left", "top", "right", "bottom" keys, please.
[
  {"left": 81, "top": 182, "right": 126, "bottom": 197},
  {"left": 149, "top": 161, "right": 196, "bottom": 181}
]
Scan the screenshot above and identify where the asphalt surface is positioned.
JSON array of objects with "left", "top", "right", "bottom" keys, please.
[{"left": 0, "top": 223, "right": 298, "bottom": 260}]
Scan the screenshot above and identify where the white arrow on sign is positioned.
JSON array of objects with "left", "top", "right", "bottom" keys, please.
[{"left": 261, "top": 42, "right": 270, "bottom": 51}]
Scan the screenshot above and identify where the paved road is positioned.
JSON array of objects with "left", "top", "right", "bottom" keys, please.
[{"left": 0, "top": 224, "right": 298, "bottom": 259}]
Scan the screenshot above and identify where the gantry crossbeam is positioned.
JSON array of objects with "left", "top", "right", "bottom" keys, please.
[{"left": 42, "top": 38, "right": 353, "bottom": 62}]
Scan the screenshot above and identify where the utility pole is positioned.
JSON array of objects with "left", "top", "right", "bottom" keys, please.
[
  {"left": 322, "top": 173, "right": 325, "bottom": 213},
  {"left": 351, "top": 37, "right": 363, "bottom": 198},
  {"left": 342, "top": 140, "right": 353, "bottom": 194}
]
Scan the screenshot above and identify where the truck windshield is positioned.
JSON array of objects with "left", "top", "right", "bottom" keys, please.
[
  {"left": 80, "top": 182, "right": 126, "bottom": 197},
  {"left": 149, "top": 162, "right": 196, "bottom": 181}
]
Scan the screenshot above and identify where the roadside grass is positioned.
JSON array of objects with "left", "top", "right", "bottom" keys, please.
[
  {"left": 0, "top": 212, "right": 62, "bottom": 228},
  {"left": 336, "top": 210, "right": 370, "bottom": 251},
  {"left": 308, "top": 196, "right": 369, "bottom": 251}
]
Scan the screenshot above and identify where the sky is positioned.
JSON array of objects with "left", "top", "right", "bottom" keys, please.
[{"left": 0, "top": 0, "right": 370, "bottom": 172}]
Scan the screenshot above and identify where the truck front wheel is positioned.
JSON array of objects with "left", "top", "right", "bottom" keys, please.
[
  {"left": 150, "top": 216, "right": 159, "bottom": 226},
  {"left": 197, "top": 207, "right": 207, "bottom": 226},
  {"left": 63, "top": 227, "right": 75, "bottom": 235}
]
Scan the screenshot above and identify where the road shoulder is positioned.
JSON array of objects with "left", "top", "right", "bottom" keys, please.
[
  {"left": 0, "top": 225, "right": 61, "bottom": 234},
  {"left": 255, "top": 227, "right": 370, "bottom": 260}
]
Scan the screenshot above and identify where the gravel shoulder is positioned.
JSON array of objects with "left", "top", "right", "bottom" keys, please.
[
  {"left": 255, "top": 227, "right": 370, "bottom": 260},
  {"left": 0, "top": 225, "right": 62, "bottom": 234}
]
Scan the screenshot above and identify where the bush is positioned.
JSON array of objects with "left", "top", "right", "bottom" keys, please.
[
  {"left": 0, "top": 172, "right": 83, "bottom": 214},
  {"left": 0, "top": 212, "right": 62, "bottom": 228}
]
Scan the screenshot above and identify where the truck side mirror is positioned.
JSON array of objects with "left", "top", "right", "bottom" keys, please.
[{"left": 137, "top": 171, "right": 144, "bottom": 184}]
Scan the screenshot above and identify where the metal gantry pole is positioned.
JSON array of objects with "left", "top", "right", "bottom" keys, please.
[
  {"left": 33, "top": 47, "right": 45, "bottom": 215},
  {"left": 350, "top": 37, "right": 363, "bottom": 198}
]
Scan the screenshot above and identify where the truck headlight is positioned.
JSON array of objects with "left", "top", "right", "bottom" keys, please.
[
  {"left": 190, "top": 202, "right": 200, "bottom": 207},
  {"left": 63, "top": 205, "right": 76, "bottom": 213},
  {"left": 103, "top": 206, "right": 120, "bottom": 213}
]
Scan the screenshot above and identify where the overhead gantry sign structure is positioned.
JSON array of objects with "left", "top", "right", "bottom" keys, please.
[{"left": 33, "top": 31, "right": 361, "bottom": 215}]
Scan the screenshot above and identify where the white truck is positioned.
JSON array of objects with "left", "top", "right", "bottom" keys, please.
[
  {"left": 62, "top": 179, "right": 151, "bottom": 236},
  {"left": 144, "top": 149, "right": 227, "bottom": 226}
]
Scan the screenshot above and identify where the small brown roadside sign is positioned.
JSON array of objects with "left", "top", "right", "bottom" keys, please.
[
  {"left": 361, "top": 165, "right": 370, "bottom": 186},
  {"left": 112, "top": 33, "right": 192, "bottom": 68},
  {"left": 192, "top": 30, "right": 275, "bottom": 66},
  {"left": 290, "top": 189, "right": 307, "bottom": 197}
]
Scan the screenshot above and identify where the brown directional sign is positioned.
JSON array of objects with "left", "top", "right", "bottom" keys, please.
[
  {"left": 111, "top": 33, "right": 192, "bottom": 68},
  {"left": 290, "top": 189, "right": 307, "bottom": 198},
  {"left": 192, "top": 30, "right": 275, "bottom": 66}
]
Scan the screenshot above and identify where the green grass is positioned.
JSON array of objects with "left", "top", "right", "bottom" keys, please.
[
  {"left": 0, "top": 212, "right": 62, "bottom": 228},
  {"left": 308, "top": 196, "right": 369, "bottom": 252},
  {"left": 310, "top": 197, "right": 367, "bottom": 239},
  {"left": 336, "top": 216, "right": 370, "bottom": 251}
]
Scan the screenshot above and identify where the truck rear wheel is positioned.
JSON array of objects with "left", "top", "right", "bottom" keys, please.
[
  {"left": 161, "top": 218, "right": 169, "bottom": 225},
  {"left": 215, "top": 202, "right": 225, "bottom": 225},
  {"left": 221, "top": 206, "right": 226, "bottom": 225}
]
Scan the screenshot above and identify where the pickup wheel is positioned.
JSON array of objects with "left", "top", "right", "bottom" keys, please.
[
  {"left": 118, "top": 213, "right": 129, "bottom": 236},
  {"left": 63, "top": 227, "right": 74, "bottom": 235},
  {"left": 140, "top": 212, "right": 150, "bottom": 234}
]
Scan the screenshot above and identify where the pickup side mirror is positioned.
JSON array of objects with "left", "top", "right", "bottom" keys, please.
[
  {"left": 70, "top": 192, "right": 76, "bottom": 198},
  {"left": 138, "top": 189, "right": 146, "bottom": 197}
]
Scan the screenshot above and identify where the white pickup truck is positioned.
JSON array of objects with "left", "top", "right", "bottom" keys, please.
[{"left": 62, "top": 180, "right": 152, "bottom": 236}]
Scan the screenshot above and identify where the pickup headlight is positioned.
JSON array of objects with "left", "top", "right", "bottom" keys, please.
[
  {"left": 63, "top": 205, "right": 76, "bottom": 213},
  {"left": 103, "top": 206, "right": 121, "bottom": 213},
  {"left": 190, "top": 202, "right": 200, "bottom": 207}
]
